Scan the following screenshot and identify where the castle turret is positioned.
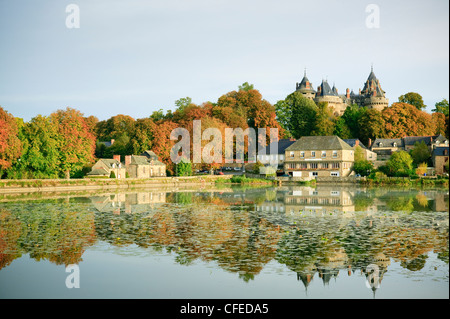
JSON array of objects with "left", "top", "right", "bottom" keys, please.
[{"left": 295, "top": 69, "right": 316, "bottom": 100}]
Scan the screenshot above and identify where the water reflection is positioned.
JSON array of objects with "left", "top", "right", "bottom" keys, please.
[{"left": 0, "top": 185, "right": 448, "bottom": 296}]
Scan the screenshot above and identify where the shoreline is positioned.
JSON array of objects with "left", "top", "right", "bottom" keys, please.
[{"left": 0, "top": 175, "right": 232, "bottom": 194}]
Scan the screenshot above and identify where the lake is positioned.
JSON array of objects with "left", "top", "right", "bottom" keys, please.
[{"left": 0, "top": 185, "right": 448, "bottom": 299}]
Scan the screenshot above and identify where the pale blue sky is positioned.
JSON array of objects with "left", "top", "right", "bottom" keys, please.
[{"left": 0, "top": 0, "right": 448, "bottom": 121}]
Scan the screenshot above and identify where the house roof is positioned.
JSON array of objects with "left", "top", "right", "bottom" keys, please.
[
  {"left": 343, "top": 139, "right": 368, "bottom": 150},
  {"left": 259, "top": 139, "right": 296, "bottom": 155},
  {"left": 433, "top": 146, "right": 449, "bottom": 157},
  {"left": 98, "top": 159, "right": 121, "bottom": 168},
  {"left": 130, "top": 155, "right": 165, "bottom": 166},
  {"left": 372, "top": 138, "right": 403, "bottom": 148},
  {"left": 87, "top": 168, "right": 109, "bottom": 176},
  {"left": 141, "top": 150, "right": 159, "bottom": 159},
  {"left": 285, "top": 136, "right": 354, "bottom": 151}
]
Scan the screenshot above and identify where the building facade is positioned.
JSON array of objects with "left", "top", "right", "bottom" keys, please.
[{"left": 284, "top": 136, "right": 354, "bottom": 179}]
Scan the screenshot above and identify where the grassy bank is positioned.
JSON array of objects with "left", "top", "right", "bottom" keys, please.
[
  {"left": 360, "top": 176, "right": 449, "bottom": 187},
  {"left": 215, "top": 175, "right": 276, "bottom": 186}
]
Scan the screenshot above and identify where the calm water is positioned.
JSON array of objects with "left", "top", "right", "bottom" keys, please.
[{"left": 0, "top": 185, "right": 448, "bottom": 299}]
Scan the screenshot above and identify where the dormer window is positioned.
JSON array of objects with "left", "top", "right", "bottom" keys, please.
[
  {"left": 445, "top": 140, "right": 449, "bottom": 145},
  {"left": 436, "top": 141, "right": 440, "bottom": 146},
  {"left": 112, "top": 163, "right": 116, "bottom": 168},
  {"left": 379, "top": 142, "right": 383, "bottom": 147},
  {"left": 393, "top": 142, "right": 397, "bottom": 147}
]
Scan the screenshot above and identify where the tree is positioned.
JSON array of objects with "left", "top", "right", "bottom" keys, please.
[
  {"left": 311, "top": 102, "right": 335, "bottom": 136},
  {"left": 11, "top": 115, "right": 61, "bottom": 178},
  {"left": 410, "top": 141, "right": 431, "bottom": 166},
  {"left": 95, "top": 114, "right": 135, "bottom": 142},
  {"left": 354, "top": 146, "right": 365, "bottom": 162},
  {"left": 341, "top": 104, "right": 367, "bottom": 139},
  {"left": 398, "top": 92, "right": 426, "bottom": 110},
  {"left": 386, "top": 151, "right": 413, "bottom": 177},
  {"left": 0, "top": 106, "right": 22, "bottom": 174},
  {"left": 358, "top": 109, "right": 386, "bottom": 146},
  {"left": 50, "top": 107, "right": 96, "bottom": 178},
  {"left": 332, "top": 117, "right": 351, "bottom": 139},
  {"left": 279, "top": 92, "right": 318, "bottom": 138},
  {"left": 415, "top": 162, "right": 427, "bottom": 176},
  {"left": 176, "top": 157, "right": 192, "bottom": 176},
  {"left": 238, "top": 82, "right": 254, "bottom": 92},
  {"left": 382, "top": 102, "right": 441, "bottom": 138},
  {"left": 353, "top": 160, "right": 374, "bottom": 176},
  {"left": 432, "top": 99, "right": 449, "bottom": 116}
]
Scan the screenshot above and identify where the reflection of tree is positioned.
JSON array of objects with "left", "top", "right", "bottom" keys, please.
[{"left": 0, "top": 202, "right": 96, "bottom": 268}]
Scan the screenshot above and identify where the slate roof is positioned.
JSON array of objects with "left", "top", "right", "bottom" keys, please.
[
  {"left": 130, "top": 155, "right": 165, "bottom": 166},
  {"left": 343, "top": 139, "right": 368, "bottom": 150},
  {"left": 296, "top": 73, "right": 316, "bottom": 93},
  {"left": 433, "top": 146, "right": 449, "bottom": 157},
  {"left": 259, "top": 139, "right": 296, "bottom": 155},
  {"left": 317, "top": 80, "right": 336, "bottom": 97},
  {"left": 403, "top": 134, "right": 448, "bottom": 146},
  {"left": 285, "top": 136, "right": 354, "bottom": 151},
  {"left": 371, "top": 138, "right": 403, "bottom": 148}
]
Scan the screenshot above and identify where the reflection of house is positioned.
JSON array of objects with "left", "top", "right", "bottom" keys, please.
[
  {"left": 284, "top": 187, "right": 355, "bottom": 215},
  {"left": 87, "top": 155, "right": 127, "bottom": 178},
  {"left": 432, "top": 147, "right": 449, "bottom": 175},
  {"left": 91, "top": 191, "right": 167, "bottom": 214},
  {"left": 284, "top": 136, "right": 354, "bottom": 178}
]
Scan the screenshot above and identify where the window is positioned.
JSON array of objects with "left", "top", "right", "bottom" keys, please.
[
  {"left": 331, "top": 162, "right": 340, "bottom": 169},
  {"left": 300, "top": 163, "right": 307, "bottom": 169},
  {"left": 322, "top": 151, "right": 326, "bottom": 158},
  {"left": 300, "top": 151, "right": 305, "bottom": 158},
  {"left": 112, "top": 163, "right": 116, "bottom": 168},
  {"left": 290, "top": 151, "right": 294, "bottom": 158},
  {"left": 379, "top": 142, "right": 383, "bottom": 147},
  {"left": 332, "top": 151, "right": 338, "bottom": 158},
  {"left": 310, "top": 163, "right": 318, "bottom": 169},
  {"left": 321, "top": 163, "right": 329, "bottom": 169},
  {"left": 393, "top": 142, "right": 397, "bottom": 147},
  {"left": 311, "top": 151, "right": 316, "bottom": 158}
]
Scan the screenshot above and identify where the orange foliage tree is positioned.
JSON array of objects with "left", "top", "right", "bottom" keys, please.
[{"left": 0, "top": 106, "right": 22, "bottom": 173}]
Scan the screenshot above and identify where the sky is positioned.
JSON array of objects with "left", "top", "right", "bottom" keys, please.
[{"left": 0, "top": 0, "right": 448, "bottom": 122}]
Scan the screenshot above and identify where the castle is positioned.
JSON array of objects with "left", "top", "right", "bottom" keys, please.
[{"left": 295, "top": 66, "right": 389, "bottom": 115}]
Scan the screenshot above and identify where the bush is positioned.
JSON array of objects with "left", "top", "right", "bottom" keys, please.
[{"left": 110, "top": 171, "right": 116, "bottom": 178}]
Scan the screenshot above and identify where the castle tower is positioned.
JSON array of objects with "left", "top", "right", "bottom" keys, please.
[
  {"left": 295, "top": 69, "right": 316, "bottom": 100},
  {"left": 360, "top": 66, "right": 389, "bottom": 111},
  {"left": 314, "top": 79, "right": 346, "bottom": 116}
]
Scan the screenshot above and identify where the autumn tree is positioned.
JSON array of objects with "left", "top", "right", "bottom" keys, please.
[
  {"left": 398, "top": 92, "right": 426, "bottom": 110},
  {"left": 0, "top": 106, "right": 22, "bottom": 175},
  {"left": 95, "top": 114, "right": 135, "bottom": 142},
  {"left": 382, "top": 102, "right": 442, "bottom": 138},
  {"left": 50, "top": 108, "right": 96, "bottom": 178}
]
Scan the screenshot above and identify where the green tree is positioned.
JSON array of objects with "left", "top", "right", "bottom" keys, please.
[
  {"left": 432, "top": 99, "right": 449, "bottom": 116},
  {"left": 333, "top": 117, "right": 351, "bottom": 139},
  {"left": 398, "top": 92, "right": 426, "bottom": 110},
  {"left": 311, "top": 102, "right": 335, "bottom": 136},
  {"left": 238, "top": 82, "right": 254, "bottom": 92},
  {"left": 353, "top": 160, "right": 375, "bottom": 176},
  {"left": 176, "top": 158, "right": 192, "bottom": 176},
  {"left": 358, "top": 109, "right": 386, "bottom": 146},
  {"left": 410, "top": 141, "right": 431, "bottom": 166},
  {"left": 341, "top": 104, "right": 367, "bottom": 139},
  {"left": 386, "top": 151, "right": 413, "bottom": 177},
  {"left": 279, "top": 92, "right": 318, "bottom": 138}
]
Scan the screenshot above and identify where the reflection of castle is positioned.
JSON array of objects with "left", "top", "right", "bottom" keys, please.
[{"left": 90, "top": 191, "right": 166, "bottom": 214}]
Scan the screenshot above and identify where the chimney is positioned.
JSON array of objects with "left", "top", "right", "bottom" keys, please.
[
  {"left": 113, "top": 155, "right": 121, "bottom": 162},
  {"left": 355, "top": 140, "right": 359, "bottom": 147},
  {"left": 346, "top": 88, "right": 350, "bottom": 99},
  {"left": 111, "top": 139, "right": 115, "bottom": 145},
  {"left": 368, "top": 138, "right": 372, "bottom": 148},
  {"left": 125, "top": 155, "right": 132, "bottom": 167},
  {"left": 359, "top": 88, "right": 361, "bottom": 95}
]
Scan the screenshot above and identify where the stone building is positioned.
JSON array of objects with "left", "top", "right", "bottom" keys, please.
[
  {"left": 87, "top": 155, "right": 127, "bottom": 178},
  {"left": 125, "top": 152, "right": 166, "bottom": 178},
  {"left": 295, "top": 66, "right": 389, "bottom": 115},
  {"left": 432, "top": 147, "right": 449, "bottom": 175},
  {"left": 284, "top": 135, "right": 354, "bottom": 179}
]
